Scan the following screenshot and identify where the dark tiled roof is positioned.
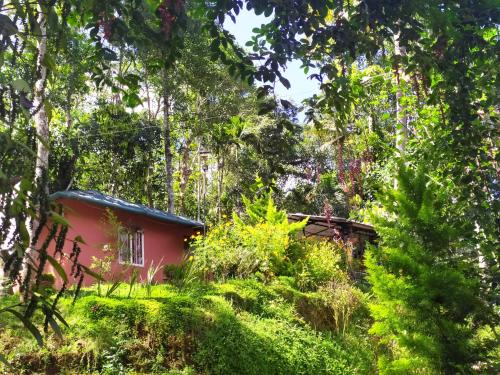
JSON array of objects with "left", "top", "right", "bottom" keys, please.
[{"left": 50, "top": 190, "right": 203, "bottom": 228}]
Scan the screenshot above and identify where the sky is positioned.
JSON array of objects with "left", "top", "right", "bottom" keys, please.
[{"left": 223, "top": 8, "right": 320, "bottom": 118}]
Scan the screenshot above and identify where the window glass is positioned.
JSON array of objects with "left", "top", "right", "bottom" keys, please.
[
  {"left": 118, "top": 229, "right": 130, "bottom": 263},
  {"left": 118, "top": 229, "right": 144, "bottom": 266}
]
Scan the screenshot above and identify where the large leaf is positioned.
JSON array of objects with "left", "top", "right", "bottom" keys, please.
[
  {"left": 74, "top": 235, "right": 87, "bottom": 245},
  {"left": 50, "top": 308, "right": 69, "bottom": 328},
  {"left": 81, "top": 265, "right": 104, "bottom": 282},
  {"left": 4, "top": 309, "right": 43, "bottom": 347},
  {"left": 46, "top": 255, "right": 68, "bottom": 284},
  {"left": 50, "top": 212, "right": 69, "bottom": 227},
  {"left": 105, "top": 280, "right": 122, "bottom": 297},
  {"left": 12, "top": 79, "right": 30, "bottom": 93},
  {"left": 123, "top": 92, "right": 142, "bottom": 108},
  {"left": 46, "top": 314, "right": 63, "bottom": 339}
]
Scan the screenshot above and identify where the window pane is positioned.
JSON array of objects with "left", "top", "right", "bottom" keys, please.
[
  {"left": 118, "top": 230, "right": 130, "bottom": 263},
  {"left": 132, "top": 231, "right": 143, "bottom": 266}
]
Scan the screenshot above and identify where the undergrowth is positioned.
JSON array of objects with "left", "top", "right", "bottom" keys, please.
[{"left": 0, "top": 280, "right": 375, "bottom": 374}]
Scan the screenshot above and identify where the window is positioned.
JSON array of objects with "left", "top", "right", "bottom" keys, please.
[{"left": 118, "top": 229, "right": 144, "bottom": 266}]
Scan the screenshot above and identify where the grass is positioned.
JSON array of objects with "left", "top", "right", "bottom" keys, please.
[{"left": 0, "top": 279, "right": 376, "bottom": 374}]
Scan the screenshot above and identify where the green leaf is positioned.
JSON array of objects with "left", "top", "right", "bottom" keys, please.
[
  {"left": 74, "top": 235, "right": 87, "bottom": 245},
  {"left": 123, "top": 92, "right": 142, "bottom": 108},
  {"left": 42, "top": 52, "right": 56, "bottom": 71},
  {"left": 47, "top": 8, "right": 59, "bottom": 30},
  {"left": 50, "top": 308, "right": 69, "bottom": 328},
  {"left": 50, "top": 212, "right": 69, "bottom": 227},
  {"left": 144, "top": 0, "right": 162, "bottom": 13},
  {"left": 46, "top": 314, "right": 63, "bottom": 339},
  {"left": 46, "top": 255, "right": 68, "bottom": 284},
  {"left": 279, "top": 77, "right": 291, "bottom": 90},
  {"left": 19, "top": 221, "right": 30, "bottom": 249},
  {"left": 105, "top": 280, "right": 122, "bottom": 297},
  {"left": 0, "top": 14, "right": 18, "bottom": 36},
  {"left": 12, "top": 79, "right": 30, "bottom": 93},
  {"left": 81, "top": 265, "right": 105, "bottom": 282},
  {"left": 5, "top": 308, "right": 43, "bottom": 347},
  {"left": 0, "top": 352, "right": 12, "bottom": 369}
]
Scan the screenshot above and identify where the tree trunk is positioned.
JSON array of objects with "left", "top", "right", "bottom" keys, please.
[
  {"left": 196, "top": 144, "right": 201, "bottom": 222},
  {"left": 163, "top": 68, "right": 174, "bottom": 213},
  {"left": 34, "top": 8, "right": 49, "bottom": 190},
  {"left": 145, "top": 151, "right": 154, "bottom": 208},
  {"left": 179, "top": 137, "right": 192, "bottom": 214},
  {"left": 394, "top": 29, "right": 408, "bottom": 156},
  {"left": 216, "top": 154, "right": 224, "bottom": 220},
  {"left": 21, "top": 3, "right": 49, "bottom": 290}
]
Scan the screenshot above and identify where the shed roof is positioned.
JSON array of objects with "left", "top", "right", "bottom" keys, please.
[
  {"left": 288, "top": 213, "right": 376, "bottom": 238},
  {"left": 50, "top": 190, "right": 203, "bottom": 228}
]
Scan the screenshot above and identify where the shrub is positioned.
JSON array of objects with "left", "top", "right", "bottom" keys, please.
[
  {"left": 294, "top": 239, "right": 347, "bottom": 291},
  {"left": 164, "top": 263, "right": 187, "bottom": 286},
  {"left": 366, "top": 165, "right": 491, "bottom": 373},
  {"left": 186, "top": 191, "right": 307, "bottom": 282},
  {"left": 81, "top": 296, "right": 147, "bottom": 327},
  {"left": 193, "top": 295, "right": 362, "bottom": 375},
  {"left": 318, "top": 280, "right": 368, "bottom": 335}
]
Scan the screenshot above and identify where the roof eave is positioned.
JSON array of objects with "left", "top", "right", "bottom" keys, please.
[{"left": 50, "top": 191, "right": 204, "bottom": 228}]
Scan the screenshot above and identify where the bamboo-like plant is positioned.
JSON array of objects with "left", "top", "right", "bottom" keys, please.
[
  {"left": 127, "top": 269, "right": 139, "bottom": 298},
  {"left": 143, "top": 258, "right": 163, "bottom": 298}
]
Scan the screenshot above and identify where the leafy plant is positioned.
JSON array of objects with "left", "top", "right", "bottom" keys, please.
[
  {"left": 365, "top": 164, "right": 492, "bottom": 373},
  {"left": 143, "top": 258, "right": 164, "bottom": 298},
  {"left": 127, "top": 269, "right": 139, "bottom": 298},
  {"left": 90, "top": 245, "right": 115, "bottom": 297},
  {"left": 186, "top": 190, "right": 307, "bottom": 282},
  {"left": 318, "top": 280, "right": 367, "bottom": 335},
  {"left": 105, "top": 280, "right": 122, "bottom": 298},
  {"left": 164, "top": 263, "right": 186, "bottom": 287},
  {"left": 294, "top": 239, "right": 347, "bottom": 291}
]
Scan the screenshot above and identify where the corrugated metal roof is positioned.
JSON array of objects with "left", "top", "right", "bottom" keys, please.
[
  {"left": 288, "top": 213, "right": 376, "bottom": 237},
  {"left": 50, "top": 190, "right": 203, "bottom": 228}
]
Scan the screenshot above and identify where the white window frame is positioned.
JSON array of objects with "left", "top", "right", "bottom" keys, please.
[{"left": 118, "top": 228, "right": 144, "bottom": 267}]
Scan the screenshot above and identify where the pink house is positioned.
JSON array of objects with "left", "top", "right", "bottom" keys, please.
[{"left": 43, "top": 191, "right": 203, "bottom": 287}]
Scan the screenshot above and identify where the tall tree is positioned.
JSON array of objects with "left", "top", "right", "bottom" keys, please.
[{"left": 162, "top": 64, "right": 175, "bottom": 213}]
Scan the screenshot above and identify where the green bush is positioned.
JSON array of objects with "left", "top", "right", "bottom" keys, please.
[
  {"left": 81, "top": 296, "right": 147, "bottom": 327},
  {"left": 318, "top": 280, "right": 369, "bottom": 335},
  {"left": 193, "top": 295, "right": 363, "bottom": 375},
  {"left": 186, "top": 192, "right": 307, "bottom": 282},
  {"left": 164, "top": 263, "right": 187, "bottom": 286},
  {"left": 366, "top": 165, "right": 494, "bottom": 373},
  {"left": 294, "top": 239, "right": 347, "bottom": 291}
]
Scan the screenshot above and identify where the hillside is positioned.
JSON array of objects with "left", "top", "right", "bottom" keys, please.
[{"left": 0, "top": 279, "right": 374, "bottom": 374}]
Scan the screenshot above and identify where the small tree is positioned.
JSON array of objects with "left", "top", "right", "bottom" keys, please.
[
  {"left": 91, "top": 209, "right": 122, "bottom": 296},
  {"left": 365, "top": 164, "right": 489, "bottom": 373}
]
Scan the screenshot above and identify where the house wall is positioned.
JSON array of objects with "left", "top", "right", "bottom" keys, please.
[{"left": 42, "top": 198, "right": 197, "bottom": 288}]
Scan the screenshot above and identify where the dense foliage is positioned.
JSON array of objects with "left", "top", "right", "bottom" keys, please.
[{"left": 366, "top": 165, "right": 497, "bottom": 373}]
